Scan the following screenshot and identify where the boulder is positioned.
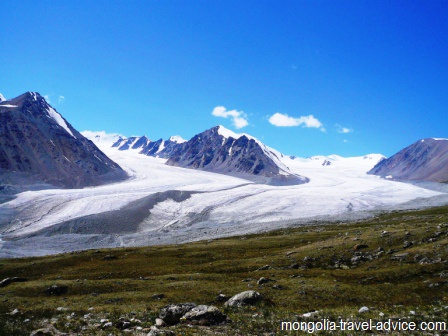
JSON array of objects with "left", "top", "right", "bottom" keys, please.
[
  {"left": 159, "top": 302, "right": 196, "bottom": 325},
  {"left": 224, "top": 290, "right": 262, "bottom": 308},
  {"left": 181, "top": 305, "right": 227, "bottom": 325}
]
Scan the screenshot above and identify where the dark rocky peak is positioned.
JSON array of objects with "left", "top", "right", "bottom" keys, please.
[
  {"left": 0, "top": 91, "right": 128, "bottom": 191},
  {"left": 166, "top": 125, "right": 309, "bottom": 186},
  {"left": 368, "top": 138, "right": 448, "bottom": 183}
]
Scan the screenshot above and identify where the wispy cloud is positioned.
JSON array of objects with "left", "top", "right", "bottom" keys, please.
[
  {"left": 268, "top": 113, "right": 325, "bottom": 131},
  {"left": 58, "top": 95, "right": 65, "bottom": 104},
  {"left": 212, "top": 106, "right": 249, "bottom": 129},
  {"left": 335, "top": 124, "right": 353, "bottom": 134}
]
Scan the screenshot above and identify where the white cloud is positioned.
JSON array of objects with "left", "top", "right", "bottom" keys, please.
[
  {"left": 212, "top": 106, "right": 249, "bottom": 129},
  {"left": 43, "top": 95, "right": 51, "bottom": 103},
  {"left": 335, "top": 124, "right": 353, "bottom": 134},
  {"left": 268, "top": 113, "right": 325, "bottom": 131},
  {"left": 58, "top": 95, "right": 65, "bottom": 104}
]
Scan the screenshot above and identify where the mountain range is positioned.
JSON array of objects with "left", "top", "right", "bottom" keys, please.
[{"left": 0, "top": 91, "right": 447, "bottom": 257}]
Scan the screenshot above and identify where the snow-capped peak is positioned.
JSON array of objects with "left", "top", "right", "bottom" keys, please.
[
  {"left": 81, "top": 130, "right": 125, "bottom": 146},
  {"left": 216, "top": 125, "right": 259, "bottom": 142},
  {"left": 216, "top": 125, "right": 241, "bottom": 139},
  {"left": 169, "top": 135, "right": 186, "bottom": 143},
  {"left": 0, "top": 93, "right": 6, "bottom": 102},
  {"left": 432, "top": 138, "right": 448, "bottom": 141}
]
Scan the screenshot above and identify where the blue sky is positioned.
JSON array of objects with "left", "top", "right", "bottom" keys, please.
[{"left": 1, "top": 0, "right": 447, "bottom": 157}]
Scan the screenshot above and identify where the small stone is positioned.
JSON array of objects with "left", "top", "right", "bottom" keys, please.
[
  {"left": 45, "top": 284, "right": 68, "bottom": 296},
  {"left": 272, "top": 284, "right": 284, "bottom": 290},
  {"left": 403, "top": 241, "right": 413, "bottom": 248},
  {"left": 409, "top": 310, "right": 416, "bottom": 315},
  {"left": 155, "top": 318, "right": 165, "bottom": 327},
  {"left": 301, "top": 311, "right": 319, "bottom": 318},
  {"left": 56, "top": 307, "right": 68, "bottom": 312},
  {"left": 151, "top": 293, "right": 165, "bottom": 300},
  {"left": 103, "top": 322, "right": 113, "bottom": 328},
  {"left": 358, "top": 306, "right": 369, "bottom": 313},
  {"left": 257, "top": 277, "right": 274, "bottom": 285},
  {"left": 379, "top": 312, "right": 385, "bottom": 317},
  {"left": 354, "top": 244, "right": 368, "bottom": 251},
  {"left": 10, "top": 308, "right": 20, "bottom": 316},
  {"left": 215, "top": 294, "right": 230, "bottom": 302},
  {"left": 102, "top": 255, "right": 118, "bottom": 260},
  {"left": 256, "top": 265, "right": 271, "bottom": 271}
]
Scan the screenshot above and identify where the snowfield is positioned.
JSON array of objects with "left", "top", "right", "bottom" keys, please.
[{"left": 0, "top": 138, "right": 447, "bottom": 258}]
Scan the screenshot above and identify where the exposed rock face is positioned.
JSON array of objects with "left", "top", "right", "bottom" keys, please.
[
  {"left": 166, "top": 126, "right": 309, "bottom": 185},
  {"left": 112, "top": 135, "right": 184, "bottom": 159},
  {"left": 368, "top": 138, "right": 448, "bottom": 183},
  {"left": 0, "top": 92, "right": 127, "bottom": 191},
  {"left": 112, "top": 136, "right": 151, "bottom": 151}
]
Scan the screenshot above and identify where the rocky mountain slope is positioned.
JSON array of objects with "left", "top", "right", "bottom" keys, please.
[
  {"left": 0, "top": 92, "right": 128, "bottom": 192},
  {"left": 368, "top": 138, "right": 448, "bottom": 183},
  {"left": 165, "top": 126, "right": 309, "bottom": 185}
]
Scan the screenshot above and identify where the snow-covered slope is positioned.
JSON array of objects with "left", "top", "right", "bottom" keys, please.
[{"left": 1, "top": 136, "right": 445, "bottom": 258}]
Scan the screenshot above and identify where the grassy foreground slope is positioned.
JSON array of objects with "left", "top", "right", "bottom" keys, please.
[{"left": 0, "top": 206, "right": 447, "bottom": 335}]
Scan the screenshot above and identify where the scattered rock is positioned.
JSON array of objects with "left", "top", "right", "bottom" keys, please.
[
  {"left": 301, "top": 310, "right": 319, "bottom": 318},
  {"left": 354, "top": 244, "right": 368, "bottom": 251},
  {"left": 257, "top": 277, "right": 275, "bottom": 285},
  {"left": 215, "top": 294, "right": 230, "bottom": 302},
  {"left": 224, "top": 290, "right": 262, "bottom": 308},
  {"left": 359, "top": 306, "right": 369, "bottom": 313},
  {"left": 30, "top": 324, "right": 66, "bottom": 336},
  {"left": 10, "top": 308, "right": 20, "bottom": 315},
  {"left": 159, "top": 302, "right": 196, "bottom": 325},
  {"left": 151, "top": 294, "right": 165, "bottom": 300},
  {"left": 45, "top": 285, "right": 68, "bottom": 296},
  {"left": 391, "top": 253, "right": 409, "bottom": 260},
  {"left": 403, "top": 241, "right": 413, "bottom": 249},
  {"left": 256, "top": 265, "right": 271, "bottom": 271},
  {"left": 147, "top": 328, "right": 176, "bottom": 336},
  {"left": 102, "top": 322, "right": 113, "bottom": 328},
  {"left": 272, "top": 284, "right": 285, "bottom": 290},
  {"left": 0, "top": 277, "right": 28, "bottom": 287},
  {"left": 155, "top": 318, "right": 166, "bottom": 327},
  {"left": 102, "top": 255, "right": 118, "bottom": 260},
  {"left": 181, "top": 305, "right": 227, "bottom": 325}
]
